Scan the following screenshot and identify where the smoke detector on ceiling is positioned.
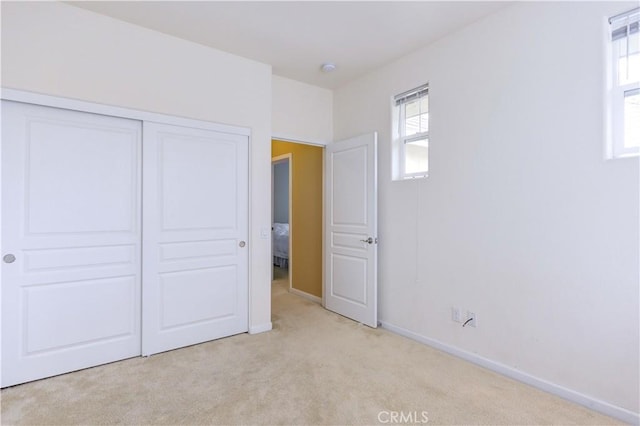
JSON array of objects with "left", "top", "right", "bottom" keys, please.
[{"left": 321, "top": 63, "right": 336, "bottom": 73}]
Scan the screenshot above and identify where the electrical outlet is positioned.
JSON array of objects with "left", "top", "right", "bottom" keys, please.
[
  {"left": 451, "top": 307, "right": 461, "bottom": 323},
  {"left": 465, "top": 311, "right": 477, "bottom": 328}
]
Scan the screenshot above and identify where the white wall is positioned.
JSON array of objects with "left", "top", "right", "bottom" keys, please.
[
  {"left": 334, "top": 1, "right": 639, "bottom": 419},
  {"left": 1, "top": 1, "right": 273, "bottom": 332},
  {"left": 272, "top": 75, "right": 333, "bottom": 145}
]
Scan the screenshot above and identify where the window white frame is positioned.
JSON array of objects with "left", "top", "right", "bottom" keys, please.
[
  {"left": 607, "top": 7, "right": 639, "bottom": 159},
  {"left": 392, "top": 83, "right": 429, "bottom": 180}
]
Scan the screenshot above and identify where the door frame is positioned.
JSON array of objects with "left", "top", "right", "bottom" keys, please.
[
  {"left": 271, "top": 153, "right": 293, "bottom": 292},
  {"left": 0, "top": 89, "right": 249, "bottom": 136}
]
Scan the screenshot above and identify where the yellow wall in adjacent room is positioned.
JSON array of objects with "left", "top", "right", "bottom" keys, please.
[{"left": 272, "top": 140, "right": 323, "bottom": 298}]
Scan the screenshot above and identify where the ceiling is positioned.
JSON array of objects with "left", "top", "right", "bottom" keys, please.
[{"left": 70, "top": 1, "right": 511, "bottom": 90}]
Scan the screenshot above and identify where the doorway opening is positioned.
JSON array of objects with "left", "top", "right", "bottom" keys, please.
[
  {"left": 271, "top": 140, "right": 324, "bottom": 304},
  {"left": 272, "top": 154, "right": 292, "bottom": 292}
]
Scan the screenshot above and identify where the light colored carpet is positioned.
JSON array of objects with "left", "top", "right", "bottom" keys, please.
[{"left": 1, "top": 269, "right": 620, "bottom": 425}]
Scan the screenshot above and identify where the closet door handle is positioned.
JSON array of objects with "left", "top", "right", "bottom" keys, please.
[
  {"left": 239, "top": 241, "right": 246, "bottom": 248},
  {"left": 360, "top": 237, "right": 374, "bottom": 244},
  {"left": 3, "top": 254, "right": 16, "bottom": 263}
]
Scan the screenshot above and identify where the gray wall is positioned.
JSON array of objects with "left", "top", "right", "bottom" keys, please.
[{"left": 273, "top": 161, "right": 289, "bottom": 223}]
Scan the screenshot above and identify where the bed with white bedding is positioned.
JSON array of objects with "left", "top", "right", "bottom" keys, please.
[{"left": 273, "top": 222, "right": 289, "bottom": 268}]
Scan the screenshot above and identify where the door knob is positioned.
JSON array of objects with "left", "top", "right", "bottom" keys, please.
[
  {"left": 360, "top": 237, "right": 374, "bottom": 244},
  {"left": 239, "top": 241, "right": 246, "bottom": 248},
  {"left": 3, "top": 254, "right": 16, "bottom": 263}
]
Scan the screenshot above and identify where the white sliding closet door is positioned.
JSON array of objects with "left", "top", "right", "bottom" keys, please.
[
  {"left": 142, "top": 122, "right": 249, "bottom": 356},
  {"left": 1, "top": 101, "right": 142, "bottom": 387}
]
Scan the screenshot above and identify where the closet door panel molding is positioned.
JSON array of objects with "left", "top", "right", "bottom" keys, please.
[
  {"left": 1, "top": 100, "right": 142, "bottom": 387},
  {"left": 141, "top": 121, "right": 249, "bottom": 356}
]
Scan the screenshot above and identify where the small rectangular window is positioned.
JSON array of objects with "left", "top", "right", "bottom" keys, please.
[
  {"left": 393, "top": 84, "right": 429, "bottom": 179},
  {"left": 608, "top": 7, "right": 640, "bottom": 158}
]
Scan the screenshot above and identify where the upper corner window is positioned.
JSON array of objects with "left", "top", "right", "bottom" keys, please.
[
  {"left": 608, "top": 7, "right": 640, "bottom": 159},
  {"left": 393, "top": 84, "right": 429, "bottom": 179}
]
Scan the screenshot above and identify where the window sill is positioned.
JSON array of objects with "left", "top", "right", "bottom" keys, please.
[
  {"left": 392, "top": 173, "right": 429, "bottom": 182},
  {"left": 606, "top": 151, "right": 640, "bottom": 160}
]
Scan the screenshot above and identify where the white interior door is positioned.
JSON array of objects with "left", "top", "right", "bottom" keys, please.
[
  {"left": 324, "top": 132, "right": 378, "bottom": 327},
  {"left": 1, "top": 101, "right": 142, "bottom": 387},
  {"left": 142, "top": 122, "right": 248, "bottom": 356}
]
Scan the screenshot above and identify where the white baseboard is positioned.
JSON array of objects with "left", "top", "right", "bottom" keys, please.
[
  {"left": 380, "top": 321, "right": 639, "bottom": 425},
  {"left": 248, "top": 322, "right": 272, "bottom": 334},
  {"left": 289, "top": 287, "right": 322, "bottom": 304}
]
